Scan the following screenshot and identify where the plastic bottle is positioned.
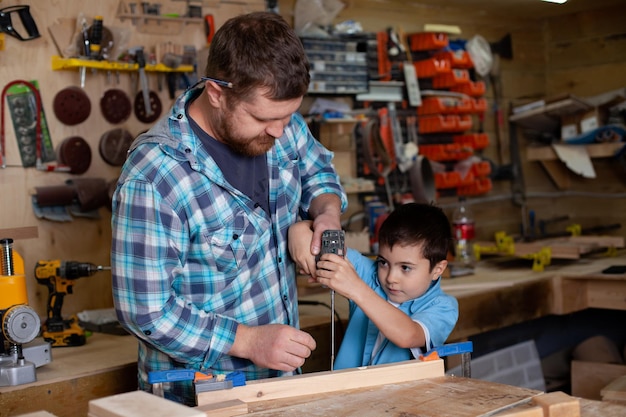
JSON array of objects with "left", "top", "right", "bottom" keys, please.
[{"left": 452, "top": 197, "right": 475, "bottom": 268}]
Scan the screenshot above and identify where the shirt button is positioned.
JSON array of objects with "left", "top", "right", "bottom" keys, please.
[
  {"left": 177, "top": 114, "right": 183, "bottom": 119},
  {"left": 144, "top": 330, "right": 151, "bottom": 335},
  {"left": 283, "top": 295, "right": 288, "bottom": 301},
  {"left": 233, "top": 234, "right": 239, "bottom": 240},
  {"left": 278, "top": 257, "right": 282, "bottom": 263},
  {"left": 185, "top": 148, "right": 191, "bottom": 153}
]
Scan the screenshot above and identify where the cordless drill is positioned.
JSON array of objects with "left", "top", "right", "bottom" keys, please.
[{"left": 34, "top": 260, "right": 110, "bottom": 347}]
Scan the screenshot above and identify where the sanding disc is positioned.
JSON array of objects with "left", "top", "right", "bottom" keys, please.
[
  {"left": 100, "top": 89, "right": 132, "bottom": 124},
  {"left": 56, "top": 136, "right": 92, "bottom": 174},
  {"left": 99, "top": 128, "right": 134, "bottom": 166},
  {"left": 134, "top": 91, "right": 162, "bottom": 124},
  {"left": 53, "top": 86, "right": 91, "bottom": 126}
]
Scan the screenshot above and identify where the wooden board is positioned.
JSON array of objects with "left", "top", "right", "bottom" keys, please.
[
  {"left": 601, "top": 375, "right": 626, "bottom": 403},
  {"left": 477, "top": 235, "right": 624, "bottom": 260},
  {"left": 196, "top": 359, "right": 444, "bottom": 407},
  {"left": 243, "top": 377, "right": 541, "bottom": 417},
  {"left": 571, "top": 360, "right": 626, "bottom": 401}
]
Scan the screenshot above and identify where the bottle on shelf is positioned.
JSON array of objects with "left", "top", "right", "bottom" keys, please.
[{"left": 452, "top": 197, "right": 475, "bottom": 268}]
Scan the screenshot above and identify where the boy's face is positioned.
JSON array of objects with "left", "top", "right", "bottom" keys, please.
[{"left": 376, "top": 242, "right": 445, "bottom": 304}]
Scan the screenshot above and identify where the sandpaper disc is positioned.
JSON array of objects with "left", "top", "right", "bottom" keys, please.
[
  {"left": 56, "top": 136, "right": 92, "bottom": 174},
  {"left": 53, "top": 86, "right": 91, "bottom": 126},
  {"left": 99, "top": 128, "right": 134, "bottom": 166},
  {"left": 100, "top": 89, "right": 132, "bottom": 124},
  {"left": 134, "top": 91, "right": 162, "bottom": 124}
]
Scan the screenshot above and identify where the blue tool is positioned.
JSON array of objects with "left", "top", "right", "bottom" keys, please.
[
  {"left": 148, "top": 369, "right": 246, "bottom": 397},
  {"left": 423, "top": 341, "right": 473, "bottom": 378}
]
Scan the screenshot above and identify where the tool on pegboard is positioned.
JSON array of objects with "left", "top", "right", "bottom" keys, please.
[
  {"left": 204, "top": 14, "right": 214, "bottom": 46},
  {"left": 0, "top": 5, "right": 40, "bottom": 43},
  {"left": 1, "top": 79, "right": 69, "bottom": 171}
]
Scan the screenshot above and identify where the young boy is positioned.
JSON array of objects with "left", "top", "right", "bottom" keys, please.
[{"left": 289, "top": 202, "right": 458, "bottom": 369}]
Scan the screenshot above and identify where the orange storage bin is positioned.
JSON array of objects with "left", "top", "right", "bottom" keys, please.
[
  {"left": 456, "top": 115, "right": 473, "bottom": 132},
  {"left": 450, "top": 80, "right": 486, "bottom": 97},
  {"left": 433, "top": 50, "right": 473, "bottom": 69},
  {"left": 458, "top": 171, "right": 476, "bottom": 187},
  {"left": 434, "top": 172, "right": 460, "bottom": 189},
  {"left": 471, "top": 98, "right": 488, "bottom": 113},
  {"left": 407, "top": 32, "right": 449, "bottom": 51},
  {"left": 432, "top": 69, "right": 470, "bottom": 89},
  {"left": 417, "top": 97, "right": 459, "bottom": 115},
  {"left": 455, "top": 97, "right": 474, "bottom": 114},
  {"left": 471, "top": 161, "right": 492, "bottom": 178},
  {"left": 413, "top": 58, "right": 451, "bottom": 78},
  {"left": 418, "top": 115, "right": 457, "bottom": 134},
  {"left": 453, "top": 133, "right": 490, "bottom": 150},
  {"left": 457, "top": 178, "right": 493, "bottom": 196},
  {"left": 419, "top": 143, "right": 474, "bottom": 162}
]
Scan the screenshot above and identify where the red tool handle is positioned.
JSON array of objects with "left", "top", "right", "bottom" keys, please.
[{"left": 204, "top": 14, "right": 214, "bottom": 45}]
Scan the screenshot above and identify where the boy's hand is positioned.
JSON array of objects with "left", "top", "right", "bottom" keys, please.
[{"left": 315, "top": 253, "right": 363, "bottom": 297}]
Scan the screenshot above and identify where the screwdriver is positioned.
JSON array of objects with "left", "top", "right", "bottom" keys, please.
[{"left": 89, "top": 16, "right": 104, "bottom": 59}]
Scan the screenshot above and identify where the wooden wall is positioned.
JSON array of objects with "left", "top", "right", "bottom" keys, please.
[
  {"left": 1, "top": 0, "right": 625, "bottom": 321},
  {"left": 0, "top": 0, "right": 263, "bottom": 319}
]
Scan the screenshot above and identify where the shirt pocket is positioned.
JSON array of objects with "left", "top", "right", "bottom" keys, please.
[{"left": 202, "top": 222, "right": 247, "bottom": 275}]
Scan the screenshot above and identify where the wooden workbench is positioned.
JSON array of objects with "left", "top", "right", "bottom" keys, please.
[
  {"left": 3, "top": 252, "right": 625, "bottom": 416},
  {"left": 0, "top": 333, "right": 138, "bottom": 417},
  {"left": 218, "top": 377, "right": 626, "bottom": 417}
]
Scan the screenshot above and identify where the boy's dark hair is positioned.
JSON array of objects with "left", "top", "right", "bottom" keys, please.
[
  {"left": 378, "top": 203, "right": 452, "bottom": 270},
  {"left": 204, "top": 11, "right": 310, "bottom": 105}
]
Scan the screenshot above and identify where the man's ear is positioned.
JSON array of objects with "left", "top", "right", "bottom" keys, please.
[
  {"left": 431, "top": 260, "right": 448, "bottom": 280},
  {"left": 204, "top": 80, "right": 225, "bottom": 107}
]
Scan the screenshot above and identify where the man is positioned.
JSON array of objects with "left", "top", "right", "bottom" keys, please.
[{"left": 111, "top": 11, "right": 347, "bottom": 405}]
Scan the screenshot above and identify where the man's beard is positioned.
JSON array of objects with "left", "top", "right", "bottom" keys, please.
[{"left": 212, "top": 110, "right": 276, "bottom": 157}]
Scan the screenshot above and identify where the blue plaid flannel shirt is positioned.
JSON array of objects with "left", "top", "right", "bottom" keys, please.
[{"left": 111, "top": 87, "right": 346, "bottom": 405}]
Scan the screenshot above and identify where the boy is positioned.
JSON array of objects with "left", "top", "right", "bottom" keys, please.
[{"left": 289, "top": 202, "right": 458, "bottom": 369}]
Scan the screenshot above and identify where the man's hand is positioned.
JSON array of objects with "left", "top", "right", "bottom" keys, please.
[
  {"left": 308, "top": 194, "right": 342, "bottom": 256},
  {"left": 230, "top": 324, "right": 316, "bottom": 371},
  {"left": 288, "top": 221, "right": 316, "bottom": 276}
]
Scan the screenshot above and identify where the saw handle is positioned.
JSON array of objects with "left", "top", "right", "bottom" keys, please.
[{"left": 0, "top": 5, "right": 41, "bottom": 41}]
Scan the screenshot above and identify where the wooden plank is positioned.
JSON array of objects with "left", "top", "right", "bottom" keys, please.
[
  {"left": 196, "top": 359, "right": 444, "bottom": 407},
  {"left": 552, "top": 276, "right": 589, "bottom": 315},
  {"left": 514, "top": 241, "right": 581, "bottom": 259},
  {"left": 526, "top": 143, "right": 625, "bottom": 161},
  {"left": 547, "top": 62, "right": 626, "bottom": 97},
  {"left": 585, "top": 280, "right": 626, "bottom": 311},
  {"left": 532, "top": 391, "right": 581, "bottom": 417},
  {"left": 242, "top": 377, "right": 541, "bottom": 417},
  {"left": 601, "top": 375, "right": 626, "bottom": 402},
  {"left": 449, "top": 278, "right": 554, "bottom": 341},
  {"left": 89, "top": 390, "right": 205, "bottom": 417},
  {"left": 0, "top": 226, "right": 38, "bottom": 240},
  {"left": 572, "top": 361, "right": 626, "bottom": 401},
  {"left": 548, "top": 35, "right": 626, "bottom": 70},
  {"left": 539, "top": 160, "right": 572, "bottom": 190},
  {"left": 195, "top": 400, "right": 248, "bottom": 417},
  {"left": 547, "top": 5, "right": 626, "bottom": 43}
]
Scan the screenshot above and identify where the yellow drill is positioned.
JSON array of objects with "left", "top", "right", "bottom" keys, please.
[{"left": 34, "top": 260, "right": 110, "bottom": 347}]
